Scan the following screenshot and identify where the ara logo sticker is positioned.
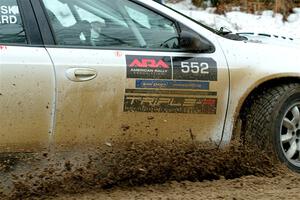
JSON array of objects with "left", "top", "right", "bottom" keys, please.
[
  {"left": 129, "top": 58, "right": 169, "bottom": 69},
  {"left": 126, "top": 55, "right": 172, "bottom": 79}
]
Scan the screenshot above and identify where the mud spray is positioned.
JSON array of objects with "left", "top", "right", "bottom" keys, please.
[{"left": 0, "top": 141, "right": 280, "bottom": 199}]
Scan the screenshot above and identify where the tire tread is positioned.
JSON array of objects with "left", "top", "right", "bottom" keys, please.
[{"left": 243, "top": 83, "right": 300, "bottom": 150}]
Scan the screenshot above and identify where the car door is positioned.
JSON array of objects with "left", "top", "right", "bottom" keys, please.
[
  {"left": 39, "top": 0, "right": 229, "bottom": 147},
  {"left": 0, "top": 0, "right": 55, "bottom": 152}
]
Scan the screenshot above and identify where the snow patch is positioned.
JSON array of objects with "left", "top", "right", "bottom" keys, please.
[{"left": 167, "top": 1, "right": 300, "bottom": 39}]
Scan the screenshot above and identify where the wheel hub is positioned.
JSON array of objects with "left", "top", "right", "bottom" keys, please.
[{"left": 280, "top": 103, "right": 300, "bottom": 167}]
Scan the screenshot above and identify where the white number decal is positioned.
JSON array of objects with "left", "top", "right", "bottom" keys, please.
[
  {"left": 181, "top": 62, "right": 209, "bottom": 74},
  {"left": 200, "top": 63, "right": 209, "bottom": 74},
  {"left": 181, "top": 62, "right": 190, "bottom": 73},
  {"left": 191, "top": 62, "right": 200, "bottom": 73}
]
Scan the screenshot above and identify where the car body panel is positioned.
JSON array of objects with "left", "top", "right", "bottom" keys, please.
[
  {"left": 0, "top": 46, "right": 55, "bottom": 152},
  {"left": 47, "top": 47, "right": 229, "bottom": 147},
  {"left": 219, "top": 39, "right": 300, "bottom": 144}
]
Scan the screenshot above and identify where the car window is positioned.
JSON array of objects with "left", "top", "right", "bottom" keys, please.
[
  {"left": 42, "top": 0, "right": 179, "bottom": 50},
  {"left": 0, "top": 0, "right": 26, "bottom": 44},
  {"left": 43, "top": 0, "right": 76, "bottom": 27}
]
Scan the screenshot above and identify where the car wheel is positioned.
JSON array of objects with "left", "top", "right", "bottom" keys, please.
[{"left": 243, "top": 83, "right": 300, "bottom": 172}]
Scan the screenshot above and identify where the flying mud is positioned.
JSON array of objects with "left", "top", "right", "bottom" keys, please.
[{"left": 0, "top": 140, "right": 285, "bottom": 199}]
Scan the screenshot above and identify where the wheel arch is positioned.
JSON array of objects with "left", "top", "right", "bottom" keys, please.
[{"left": 231, "top": 75, "right": 300, "bottom": 140}]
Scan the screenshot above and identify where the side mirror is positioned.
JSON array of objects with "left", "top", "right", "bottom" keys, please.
[
  {"left": 153, "top": 0, "right": 165, "bottom": 4},
  {"left": 179, "top": 30, "right": 214, "bottom": 53}
]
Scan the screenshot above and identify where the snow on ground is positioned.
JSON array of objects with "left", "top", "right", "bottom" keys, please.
[{"left": 166, "top": 0, "right": 300, "bottom": 39}]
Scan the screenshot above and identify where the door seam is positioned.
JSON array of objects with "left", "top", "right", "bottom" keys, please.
[{"left": 45, "top": 48, "right": 58, "bottom": 150}]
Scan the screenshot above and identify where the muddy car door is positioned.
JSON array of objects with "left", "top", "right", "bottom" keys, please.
[
  {"left": 0, "top": 0, "right": 55, "bottom": 152},
  {"left": 38, "top": 0, "right": 229, "bottom": 147}
]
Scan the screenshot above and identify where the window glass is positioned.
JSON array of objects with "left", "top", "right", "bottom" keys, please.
[
  {"left": 43, "top": 0, "right": 76, "bottom": 27},
  {"left": 43, "top": 0, "right": 179, "bottom": 50},
  {"left": 0, "top": 0, "right": 26, "bottom": 44}
]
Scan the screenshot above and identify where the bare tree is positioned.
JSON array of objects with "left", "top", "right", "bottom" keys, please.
[{"left": 274, "top": 0, "right": 294, "bottom": 20}]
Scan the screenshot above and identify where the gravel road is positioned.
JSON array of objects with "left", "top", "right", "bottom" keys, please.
[
  {"left": 1, "top": 141, "right": 299, "bottom": 200},
  {"left": 56, "top": 172, "right": 300, "bottom": 200}
]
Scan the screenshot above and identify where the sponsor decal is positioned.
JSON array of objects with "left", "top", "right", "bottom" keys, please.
[
  {"left": 124, "top": 95, "right": 217, "bottom": 114},
  {"left": 124, "top": 89, "right": 218, "bottom": 114},
  {"left": 125, "top": 89, "right": 217, "bottom": 96},
  {"left": 136, "top": 80, "right": 210, "bottom": 90},
  {"left": 126, "top": 55, "right": 172, "bottom": 79},
  {"left": 172, "top": 57, "right": 218, "bottom": 81},
  {"left": 126, "top": 55, "right": 218, "bottom": 81},
  {"left": 0, "top": 6, "right": 19, "bottom": 24},
  {"left": 125, "top": 55, "right": 219, "bottom": 114}
]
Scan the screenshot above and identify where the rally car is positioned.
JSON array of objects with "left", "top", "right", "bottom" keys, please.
[{"left": 1, "top": 0, "right": 300, "bottom": 172}]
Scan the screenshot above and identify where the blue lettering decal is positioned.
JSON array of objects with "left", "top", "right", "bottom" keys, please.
[{"left": 136, "top": 80, "right": 209, "bottom": 90}]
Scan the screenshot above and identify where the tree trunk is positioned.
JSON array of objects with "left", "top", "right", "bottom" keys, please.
[{"left": 275, "top": 0, "right": 294, "bottom": 21}]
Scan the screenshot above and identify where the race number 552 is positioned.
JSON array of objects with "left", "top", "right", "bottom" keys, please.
[
  {"left": 181, "top": 62, "right": 209, "bottom": 74},
  {"left": 173, "top": 57, "right": 218, "bottom": 81}
]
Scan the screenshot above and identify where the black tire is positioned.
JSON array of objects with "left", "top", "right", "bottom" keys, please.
[{"left": 243, "top": 83, "right": 300, "bottom": 173}]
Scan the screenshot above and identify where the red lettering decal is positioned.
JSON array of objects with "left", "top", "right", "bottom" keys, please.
[
  {"left": 202, "top": 99, "right": 217, "bottom": 105},
  {"left": 130, "top": 59, "right": 143, "bottom": 67},
  {"left": 156, "top": 60, "right": 169, "bottom": 69},
  {"left": 142, "top": 59, "right": 156, "bottom": 68},
  {"left": 129, "top": 58, "right": 169, "bottom": 68}
]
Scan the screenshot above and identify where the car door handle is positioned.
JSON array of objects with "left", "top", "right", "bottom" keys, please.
[{"left": 65, "top": 68, "right": 98, "bottom": 82}]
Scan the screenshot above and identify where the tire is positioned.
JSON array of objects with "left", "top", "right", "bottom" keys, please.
[{"left": 243, "top": 83, "right": 300, "bottom": 173}]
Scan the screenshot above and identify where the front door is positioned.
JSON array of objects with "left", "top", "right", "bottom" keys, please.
[{"left": 40, "top": 0, "right": 229, "bottom": 147}]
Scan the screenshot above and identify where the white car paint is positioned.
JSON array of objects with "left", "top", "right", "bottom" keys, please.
[{"left": 0, "top": 0, "right": 300, "bottom": 151}]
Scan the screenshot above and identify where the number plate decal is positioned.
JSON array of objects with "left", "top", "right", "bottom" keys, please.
[{"left": 173, "top": 57, "right": 218, "bottom": 81}]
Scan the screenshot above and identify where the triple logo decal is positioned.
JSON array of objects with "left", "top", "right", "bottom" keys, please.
[
  {"left": 126, "top": 55, "right": 172, "bottom": 79},
  {"left": 124, "top": 95, "right": 217, "bottom": 114}
]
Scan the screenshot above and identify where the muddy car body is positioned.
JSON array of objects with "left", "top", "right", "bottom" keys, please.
[{"left": 1, "top": 0, "right": 300, "bottom": 171}]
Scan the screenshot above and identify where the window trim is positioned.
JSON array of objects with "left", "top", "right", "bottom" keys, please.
[
  {"left": 36, "top": 0, "right": 215, "bottom": 54},
  {"left": 40, "top": 44, "right": 197, "bottom": 53},
  {"left": 18, "top": 0, "right": 43, "bottom": 45},
  {"left": 31, "top": 0, "right": 55, "bottom": 45}
]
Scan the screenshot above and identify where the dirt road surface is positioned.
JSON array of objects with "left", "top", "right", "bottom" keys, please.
[
  {"left": 56, "top": 172, "right": 300, "bottom": 200},
  {"left": 1, "top": 141, "right": 300, "bottom": 199}
]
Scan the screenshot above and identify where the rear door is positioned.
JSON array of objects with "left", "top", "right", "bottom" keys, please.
[
  {"left": 39, "top": 0, "right": 229, "bottom": 147},
  {"left": 0, "top": 0, "right": 55, "bottom": 152}
]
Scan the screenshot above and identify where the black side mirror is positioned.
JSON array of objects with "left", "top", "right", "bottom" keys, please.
[
  {"left": 179, "top": 30, "right": 214, "bottom": 53},
  {"left": 153, "top": 0, "right": 165, "bottom": 4}
]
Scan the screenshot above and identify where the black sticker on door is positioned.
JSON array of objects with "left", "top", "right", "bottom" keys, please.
[
  {"left": 126, "top": 55, "right": 172, "bottom": 79},
  {"left": 173, "top": 57, "right": 218, "bottom": 81},
  {"left": 124, "top": 95, "right": 217, "bottom": 115}
]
